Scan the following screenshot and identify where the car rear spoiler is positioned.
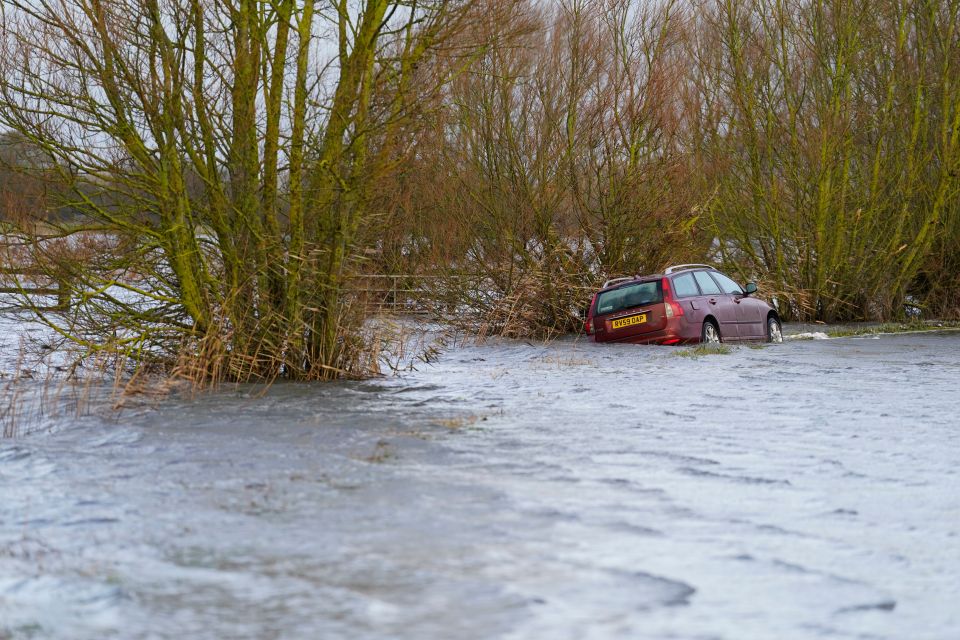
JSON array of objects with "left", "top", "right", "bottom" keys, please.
[{"left": 601, "top": 276, "right": 636, "bottom": 289}]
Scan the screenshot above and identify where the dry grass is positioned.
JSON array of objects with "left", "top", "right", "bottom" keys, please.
[
  {"left": 1, "top": 351, "right": 111, "bottom": 438},
  {"left": 425, "top": 251, "right": 594, "bottom": 342},
  {"left": 0, "top": 327, "right": 188, "bottom": 438}
]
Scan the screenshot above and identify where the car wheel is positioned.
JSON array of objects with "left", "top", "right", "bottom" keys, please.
[
  {"left": 701, "top": 320, "right": 721, "bottom": 344},
  {"left": 767, "top": 316, "right": 783, "bottom": 343}
]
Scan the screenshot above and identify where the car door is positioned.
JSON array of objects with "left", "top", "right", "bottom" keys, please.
[
  {"left": 710, "top": 271, "right": 764, "bottom": 339},
  {"left": 692, "top": 270, "right": 739, "bottom": 341},
  {"left": 669, "top": 272, "right": 705, "bottom": 337},
  {"left": 737, "top": 292, "right": 768, "bottom": 339},
  {"left": 670, "top": 271, "right": 701, "bottom": 314}
]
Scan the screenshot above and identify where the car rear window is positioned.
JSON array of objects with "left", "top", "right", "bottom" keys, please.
[
  {"left": 595, "top": 281, "right": 662, "bottom": 316},
  {"left": 693, "top": 271, "right": 722, "bottom": 295},
  {"left": 672, "top": 272, "right": 699, "bottom": 297}
]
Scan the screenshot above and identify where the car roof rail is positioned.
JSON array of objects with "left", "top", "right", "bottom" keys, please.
[
  {"left": 663, "top": 263, "right": 715, "bottom": 275},
  {"left": 601, "top": 276, "right": 636, "bottom": 289}
]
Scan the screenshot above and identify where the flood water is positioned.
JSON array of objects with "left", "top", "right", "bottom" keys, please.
[{"left": 2, "top": 329, "right": 959, "bottom": 639}]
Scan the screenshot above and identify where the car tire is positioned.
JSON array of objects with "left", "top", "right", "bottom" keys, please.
[
  {"left": 701, "top": 320, "right": 721, "bottom": 344},
  {"left": 766, "top": 316, "right": 783, "bottom": 343}
]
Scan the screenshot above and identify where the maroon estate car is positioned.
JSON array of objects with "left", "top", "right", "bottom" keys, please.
[{"left": 584, "top": 264, "right": 783, "bottom": 345}]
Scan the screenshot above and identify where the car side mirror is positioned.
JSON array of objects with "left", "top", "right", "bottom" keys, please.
[{"left": 743, "top": 282, "right": 758, "bottom": 296}]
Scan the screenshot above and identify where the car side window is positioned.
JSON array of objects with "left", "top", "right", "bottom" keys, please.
[
  {"left": 711, "top": 271, "right": 744, "bottom": 295},
  {"left": 672, "top": 272, "right": 699, "bottom": 297},
  {"left": 693, "top": 271, "right": 722, "bottom": 295}
]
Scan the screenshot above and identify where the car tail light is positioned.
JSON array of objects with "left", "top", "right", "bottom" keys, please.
[
  {"left": 665, "top": 301, "right": 684, "bottom": 318},
  {"left": 584, "top": 294, "right": 598, "bottom": 335},
  {"left": 662, "top": 277, "right": 684, "bottom": 318}
]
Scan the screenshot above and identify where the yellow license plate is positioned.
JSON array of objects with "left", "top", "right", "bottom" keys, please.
[{"left": 611, "top": 314, "right": 647, "bottom": 329}]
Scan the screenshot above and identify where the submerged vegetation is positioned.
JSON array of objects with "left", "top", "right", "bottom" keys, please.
[
  {"left": 0, "top": 0, "right": 957, "bottom": 381},
  {"left": 822, "top": 320, "right": 960, "bottom": 338},
  {"left": 674, "top": 344, "right": 734, "bottom": 358}
]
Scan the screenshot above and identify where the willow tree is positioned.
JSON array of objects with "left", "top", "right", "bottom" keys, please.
[
  {"left": 393, "top": 0, "right": 700, "bottom": 338},
  {"left": 0, "top": 0, "right": 478, "bottom": 379},
  {"left": 690, "top": 0, "right": 960, "bottom": 320}
]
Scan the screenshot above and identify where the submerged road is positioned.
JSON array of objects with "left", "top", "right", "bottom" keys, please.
[{"left": 1, "top": 331, "right": 959, "bottom": 639}]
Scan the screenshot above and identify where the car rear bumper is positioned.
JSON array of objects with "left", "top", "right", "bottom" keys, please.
[{"left": 591, "top": 319, "right": 698, "bottom": 345}]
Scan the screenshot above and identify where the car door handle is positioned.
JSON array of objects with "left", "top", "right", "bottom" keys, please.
[{"left": 708, "top": 298, "right": 717, "bottom": 304}]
